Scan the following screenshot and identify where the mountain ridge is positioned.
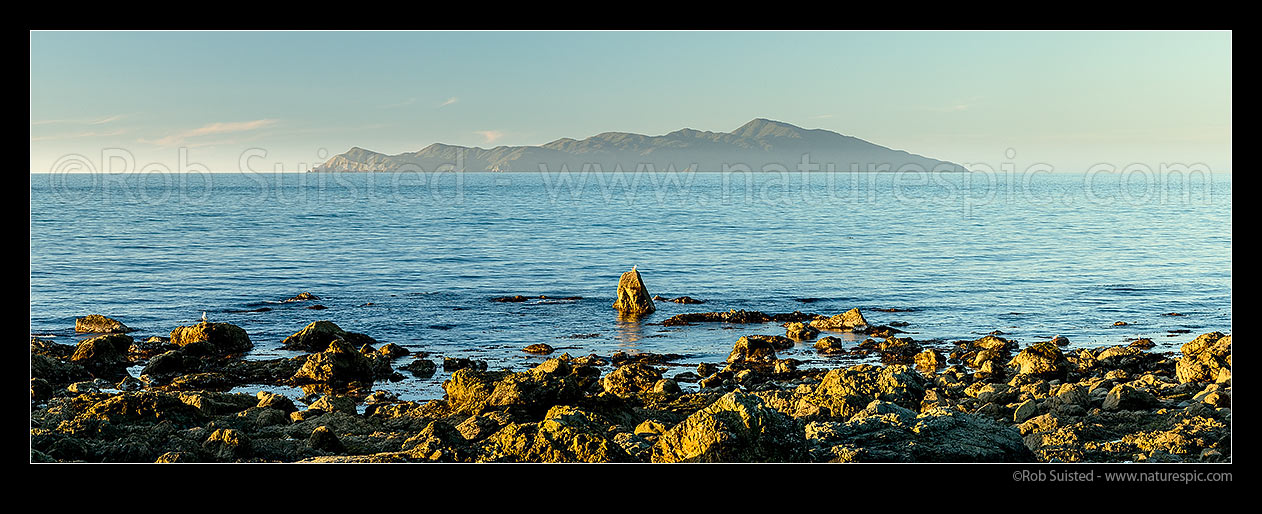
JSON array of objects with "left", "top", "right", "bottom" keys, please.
[{"left": 314, "top": 118, "right": 967, "bottom": 173}]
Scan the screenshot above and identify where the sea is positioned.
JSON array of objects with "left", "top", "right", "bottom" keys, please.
[{"left": 29, "top": 170, "right": 1233, "bottom": 402}]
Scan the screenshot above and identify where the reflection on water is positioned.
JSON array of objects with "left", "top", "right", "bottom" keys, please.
[{"left": 615, "top": 317, "right": 649, "bottom": 346}]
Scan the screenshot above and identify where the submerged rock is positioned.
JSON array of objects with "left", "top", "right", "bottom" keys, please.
[
  {"left": 283, "top": 292, "right": 321, "bottom": 302},
  {"left": 75, "top": 315, "right": 134, "bottom": 334},
  {"left": 653, "top": 295, "right": 704, "bottom": 304},
  {"left": 612, "top": 267, "right": 655, "bottom": 318}
]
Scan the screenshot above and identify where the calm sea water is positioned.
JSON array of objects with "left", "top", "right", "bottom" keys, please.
[{"left": 29, "top": 171, "right": 1233, "bottom": 401}]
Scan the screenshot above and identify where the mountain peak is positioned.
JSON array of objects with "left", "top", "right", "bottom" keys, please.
[{"left": 731, "top": 118, "right": 807, "bottom": 139}]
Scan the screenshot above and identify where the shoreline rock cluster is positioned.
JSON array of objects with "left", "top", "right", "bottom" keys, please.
[{"left": 31, "top": 312, "right": 1230, "bottom": 463}]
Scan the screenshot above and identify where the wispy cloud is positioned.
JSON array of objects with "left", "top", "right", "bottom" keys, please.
[
  {"left": 31, "top": 114, "right": 127, "bottom": 126},
  {"left": 474, "top": 130, "right": 504, "bottom": 144},
  {"left": 439, "top": 97, "right": 459, "bottom": 108},
  {"left": 30, "top": 128, "right": 127, "bottom": 142},
  {"left": 141, "top": 119, "right": 278, "bottom": 147}
]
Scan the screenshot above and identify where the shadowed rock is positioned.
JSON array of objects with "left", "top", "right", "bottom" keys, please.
[{"left": 612, "top": 268, "right": 655, "bottom": 318}]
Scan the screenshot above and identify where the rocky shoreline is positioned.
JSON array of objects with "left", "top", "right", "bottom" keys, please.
[{"left": 30, "top": 305, "right": 1231, "bottom": 463}]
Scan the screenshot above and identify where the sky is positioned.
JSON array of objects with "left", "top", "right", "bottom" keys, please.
[{"left": 29, "top": 30, "right": 1232, "bottom": 173}]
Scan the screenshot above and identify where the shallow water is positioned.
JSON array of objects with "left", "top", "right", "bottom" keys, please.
[{"left": 30, "top": 170, "right": 1233, "bottom": 402}]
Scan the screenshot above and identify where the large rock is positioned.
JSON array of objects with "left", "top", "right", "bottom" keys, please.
[
  {"left": 1102, "top": 384, "right": 1160, "bottom": 411},
  {"left": 444, "top": 358, "right": 589, "bottom": 416},
  {"left": 70, "top": 334, "right": 134, "bottom": 381},
  {"left": 290, "top": 339, "right": 375, "bottom": 391},
  {"left": 75, "top": 315, "right": 134, "bottom": 334},
  {"left": 602, "top": 362, "right": 664, "bottom": 397},
  {"left": 169, "top": 322, "right": 253, "bottom": 355},
  {"left": 798, "top": 364, "right": 926, "bottom": 420},
  {"left": 651, "top": 391, "right": 806, "bottom": 462},
  {"left": 611, "top": 267, "right": 655, "bottom": 318},
  {"left": 726, "top": 335, "right": 783, "bottom": 363},
  {"left": 1175, "top": 332, "right": 1231, "bottom": 384},
  {"left": 810, "top": 308, "right": 868, "bottom": 331},
  {"left": 280, "top": 320, "right": 378, "bottom": 352},
  {"left": 1008, "top": 341, "right": 1068, "bottom": 379},
  {"left": 479, "top": 406, "right": 632, "bottom": 463}
]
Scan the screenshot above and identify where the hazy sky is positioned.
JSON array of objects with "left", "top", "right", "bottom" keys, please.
[{"left": 30, "top": 30, "right": 1232, "bottom": 173}]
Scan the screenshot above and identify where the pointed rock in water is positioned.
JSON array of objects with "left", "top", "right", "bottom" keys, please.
[{"left": 612, "top": 268, "right": 655, "bottom": 317}]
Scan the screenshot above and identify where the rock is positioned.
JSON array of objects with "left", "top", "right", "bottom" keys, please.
[
  {"left": 809, "top": 409, "right": 1034, "bottom": 463},
  {"left": 809, "top": 308, "right": 868, "bottom": 331},
  {"left": 169, "top": 322, "right": 253, "bottom": 355},
  {"left": 602, "top": 363, "right": 664, "bottom": 397},
  {"left": 81, "top": 392, "right": 207, "bottom": 426},
  {"left": 654, "top": 295, "right": 704, "bottom": 304},
  {"left": 115, "top": 375, "right": 143, "bottom": 392},
  {"left": 443, "top": 357, "right": 488, "bottom": 372},
  {"left": 167, "top": 372, "right": 234, "bottom": 391},
  {"left": 660, "top": 309, "right": 817, "bottom": 326},
  {"left": 256, "top": 391, "right": 298, "bottom": 413},
  {"left": 378, "top": 343, "right": 410, "bottom": 358},
  {"left": 403, "top": 358, "right": 438, "bottom": 378},
  {"left": 784, "top": 322, "right": 820, "bottom": 341},
  {"left": 154, "top": 452, "right": 195, "bottom": 463},
  {"left": 523, "top": 344, "right": 555, "bottom": 355},
  {"left": 31, "top": 378, "right": 53, "bottom": 403},
  {"left": 138, "top": 350, "right": 192, "bottom": 381},
  {"left": 1102, "top": 384, "right": 1159, "bottom": 411},
  {"left": 1050, "top": 335, "right": 1070, "bottom": 346},
  {"left": 813, "top": 336, "right": 847, "bottom": 354},
  {"left": 31, "top": 353, "right": 92, "bottom": 386},
  {"left": 1013, "top": 399, "right": 1039, "bottom": 423},
  {"left": 290, "top": 339, "right": 376, "bottom": 391},
  {"left": 479, "top": 407, "right": 631, "bottom": 463},
  {"left": 876, "top": 337, "right": 922, "bottom": 364},
  {"left": 283, "top": 292, "right": 320, "bottom": 302},
  {"left": 280, "top": 320, "right": 376, "bottom": 352},
  {"left": 308, "top": 394, "right": 358, "bottom": 415},
  {"left": 798, "top": 364, "right": 926, "bottom": 420},
  {"left": 651, "top": 390, "right": 806, "bottom": 463},
  {"left": 484, "top": 360, "right": 586, "bottom": 415},
  {"left": 727, "top": 335, "right": 784, "bottom": 363},
  {"left": 308, "top": 426, "right": 346, "bottom": 453},
  {"left": 653, "top": 379, "right": 682, "bottom": 395},
  {"left": 203, "top": 428, "right": 252, "bottom": 461},
  {"left": 456, "top": 411, "right": 515, "bottom": 441},
  {"left": 1009, "top": 341, "right": 1068, "bottom": 379},
  {"left": 612, "top": 267, "right": 655, "bottom": 318},
  {"left": 914, "top": 349, "right": 945, "bottom": 372},
  {"left": 75, "top": 314, "right": 134, "bottom": 334},
  {"left": 70, "top": 334, "right": 134, "bottom": 381},
  {"left": 1128, "top": 338, "right": 1156, "bottom": 350},
  {"left": 1175, "top": 332, "right": 1231, "bottom": 384}
]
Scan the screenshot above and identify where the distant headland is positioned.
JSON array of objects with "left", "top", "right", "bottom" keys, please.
[{"left": 313, "top": 118, "right": 967, "bottom": 173}]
